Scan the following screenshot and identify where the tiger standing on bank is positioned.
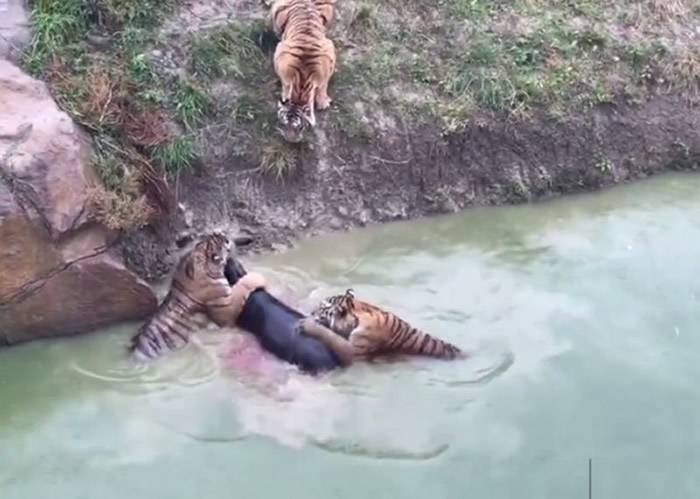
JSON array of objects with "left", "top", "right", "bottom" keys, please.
[
  {"left": 129, "top": 233, "right": 266, "bottom": 360},
  {"left": 300, "top": 289, "right": 467, "bottom": 366},
  {"left": 270, "top": 0, "right": 337, "bottom": 143}
]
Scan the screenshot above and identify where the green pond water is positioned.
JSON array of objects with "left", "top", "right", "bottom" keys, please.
[{"left": 2, "top": 173, "right": 700, "bottom": 498}]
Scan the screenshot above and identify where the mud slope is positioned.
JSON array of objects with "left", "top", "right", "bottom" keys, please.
[{"left": 122, "top": 93, "right": 700, "bottom": 280}]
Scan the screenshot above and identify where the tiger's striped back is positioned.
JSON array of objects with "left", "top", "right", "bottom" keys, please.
[
  {"left": 313, "top": 290, "right": 466, "bottom": 360},
  {"left": 128, "top": 232, "right": 231, "bottom": 361},
  {"left": 271, "top": 0, "right": 335, "bottom": 37}
]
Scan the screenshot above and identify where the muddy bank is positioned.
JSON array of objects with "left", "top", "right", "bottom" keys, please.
[
  {"left": 121, "top": 93, "right": 700, "bottom": 281},
  {"left": 18, "top": 0, "right": 698, "bottom": 282}
]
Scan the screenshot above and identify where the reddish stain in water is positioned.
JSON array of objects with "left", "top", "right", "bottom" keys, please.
[{"left": 219, "top": 333, "right": 290, "bottom": 385}]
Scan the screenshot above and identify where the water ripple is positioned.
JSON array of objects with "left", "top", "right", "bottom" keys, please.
[
  {"left": 312, "top": 439, "right": 450, "bottom": 461},
  {"left": 70, "top": 339, "right": 220, "bottom": 395}
]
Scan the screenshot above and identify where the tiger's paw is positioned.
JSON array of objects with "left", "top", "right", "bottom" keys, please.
[
  {"left": 239, "top": 272, "right": 266, "bottom": 292},
  {"left": 316, "top": 97, "right": 332, "bottom": 110},
  {"left": 297, "top": 317, "right": 321, "bottom": 337}
]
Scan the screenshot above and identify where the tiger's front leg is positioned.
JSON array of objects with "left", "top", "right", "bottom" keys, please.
[
  {"left": 314, "top": 39, "right": 336, "bottom": 110},
  {"left": 298, "top": 317, "right": 354, "bottom": 366},
  {"left": 274, "top": 45, "right": 296, "bottom": 103},
  {"left": 206, "top": 273, "right": 267, "bottom": 327}
]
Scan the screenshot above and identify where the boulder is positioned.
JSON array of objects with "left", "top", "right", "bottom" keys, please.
[
  {"left": 0, "top": 249, "right": 157, "bottom": 344},
  {"left": 0, "top": 60, "right": 157, "bottom": 345},
  {"left": 0, "top": 60, "right": 97, "bottom": 237},
  {"left": 0, "top": 0, "right": 31, "bottom": 63}
]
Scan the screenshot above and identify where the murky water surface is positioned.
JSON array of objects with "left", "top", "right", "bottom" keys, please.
[{"left": 2, "top": 174, "right": 699, "bottom": 498}]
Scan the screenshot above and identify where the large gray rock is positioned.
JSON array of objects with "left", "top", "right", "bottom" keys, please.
[
  {"left": 0, "top": 60, "right": 97, "bottom": 238},
  {"left": 0, "top": 60, "right": 157, "bottom": 345},
  {"left": 0, "top": 0, "right": 31, "bottom": 62}
]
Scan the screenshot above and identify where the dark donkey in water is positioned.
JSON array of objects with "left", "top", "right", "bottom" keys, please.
[{"left": 224, "top": 257, "right": 342, "bottom": 373}]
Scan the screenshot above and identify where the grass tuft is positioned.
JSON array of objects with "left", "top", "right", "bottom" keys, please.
[
  {"left": 664, "top": 46, "right": 700, "bottom": 98},
  {"left": 645, "top": 0, "right": 689, "bottom": 19},
  {"left": 152, "top": 137, "right": 197, "bottom": 176},
  {"left": 259, "top": 139, "right": 299, "bottom": 180},
  {"left": 175, "top": 81, "right": 211, "bottom": 130},
  {"left": 88, "top": 185, "right": 154, "bottom": 231},
  {"left": 24, "top": 0, "right": 87, "bottom": 73},
  {"left": 190, "top": 23, "right": 267, "bottom": 80}
]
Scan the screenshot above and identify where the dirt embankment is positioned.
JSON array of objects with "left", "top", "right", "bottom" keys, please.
[
  {"left": 21, "top": 0, "right": 700, "bottom": 281},
  {"left": 120, "top": 0, "right": 700, "bottom": 281},
  {"left": 121, "top": 92, "right": 700, "bottom": 280}
]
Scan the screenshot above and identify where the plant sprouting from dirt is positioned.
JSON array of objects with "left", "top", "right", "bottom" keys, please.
[
  {"left": 152, "top": 137, "right": 197, "bottom": 176},
  {"left": 259, "top": 140, "right": 300, "bottom": 180}
]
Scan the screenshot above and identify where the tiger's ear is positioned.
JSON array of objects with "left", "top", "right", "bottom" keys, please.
[
  {"left": 344, "top": 288, "right": 355, "bottom": 299},
  {"left": 302, "top": 105, "right": 316, "bottom": 127}
]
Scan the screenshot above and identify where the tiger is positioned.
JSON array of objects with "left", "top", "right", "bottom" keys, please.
[
  {"left": 270, "top": 0, "right": 337, "bottom": 143},
  {"left": 299, "top": 289, "right": 467, "bottom": 366},
  {"left": 128, "top": 232, "right": 266, "bottom": 361},
  {"left": 271, "top": 0, "right": 335, "bottom": 36}
]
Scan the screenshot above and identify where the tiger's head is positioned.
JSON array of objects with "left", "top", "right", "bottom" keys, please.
[
  {"left": 277, "top": 98, "right": 315, "bottom": 143},
  {"left": 311, "top": 288, "right": 359, "bottom": 338},
  {"left": 179, "top": 231, "right": 232, "bottom": 283}
]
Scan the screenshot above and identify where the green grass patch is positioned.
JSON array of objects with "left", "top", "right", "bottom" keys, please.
[
  {"left": 152, "top": 136, "right": 197, "bottom": 176},
  {"left": 232, "top": 93, "right": 267, "bottom": 126},
  {"left": 452, "top": 0, "right": 504, "bottom": 19},
  {"left": 191, "top": 25, "right": 265, "bottom": 80},
  {"left": 331, "top": 100, "right": 373, "bottom": 143},
  {"left": 337, "top": 0, "right": 698, "bottom": 131},
  {"left": 24, "top": 0, "right": 88, "bottom": 73},
  {"left": 175, "top": 81, "right": 211, "bottom": 130}
]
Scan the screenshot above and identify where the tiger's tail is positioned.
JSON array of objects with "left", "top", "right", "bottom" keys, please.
[{"left": 385, "top": 316, "right": 466, "bottom": 360}]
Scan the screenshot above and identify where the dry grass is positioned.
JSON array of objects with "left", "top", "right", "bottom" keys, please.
[
  {"left": 92, "top": 136, "right": 175, "bottom": 214},
  {"left": 258, "top": 140, "right": 299, "bottom": 180},
  {"left": 80, "top": 66, "right": 127, "bottom": 131},
  {"left": 664, "top": 45, "right": 700, "bottom": 98},
  {"left": 25, "top": 0, "right": 184, "bottom": 231},
  {"left": 645, "top": 0, "right": 689, "bottom": 19},
  {"left": 88, "top": 184, "right": 154, "bottom": 231},
  {"left": 123, "top": 107, "right": 173, "bottom": 147}
]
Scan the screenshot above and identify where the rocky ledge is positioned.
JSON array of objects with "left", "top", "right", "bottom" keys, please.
[{"left": 0, "top": 60, "right": 156, "bottom": 345}]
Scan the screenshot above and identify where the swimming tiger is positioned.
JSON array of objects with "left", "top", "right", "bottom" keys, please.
[
  {"left": 128, "top": 232, "right": 266, "bottom": 361},
  {"left": 270, "top": 0, "right": 337, "bottom": 143},
  {"left": 299, "top": 289, "right": 467, "bottom": 366}
]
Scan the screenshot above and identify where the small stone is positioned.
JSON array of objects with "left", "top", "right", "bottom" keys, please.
[
  {"left": 184, "top": 209, "right": 194, "bottom": 228},
  {"left": 233, "top": 235, "right": 254, "bottom": 247}
]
